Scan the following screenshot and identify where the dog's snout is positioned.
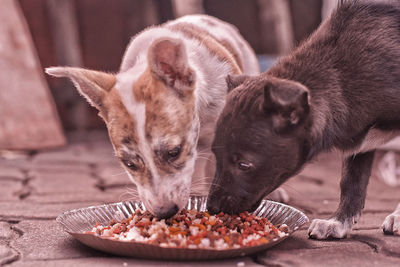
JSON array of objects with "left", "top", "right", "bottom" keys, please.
[
  {"left": 155, "top": 204, "right": 179, "bottom": 219},
  {"left": 206, "top": 199, "right": 220, "bottom": 215},
  {"left": 207, "top": 194, "right": 234, "bottom": 214}
]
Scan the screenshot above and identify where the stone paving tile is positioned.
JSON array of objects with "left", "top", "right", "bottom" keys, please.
[
  {"left": 292, "top": 151, "right": 399, "bottom": 202},
  {"left": 27, "top": 191, "right": 126, "bottom": 204},
  {"left": 0, "top": 222, "right": 16, "bottom": 240},
  {"left": 0, "top": 180, "right": 22, "bottom": 201},
  {"left": 2, "top": 134, "right": 400, "bottom": 266},
  {"left": 0, "top": 156, "right": 31, "bottom": 170},
  {"left": 298, "top": 153, "right": 342, "bottom": 185},
  {"left": 365, "top": 176, "right": 400, "bottom": 201},
  {"left": 101, "top": 187, "right": 140, "bottom": 203},
  {"left": 353, "top": 212, "right": 389, "bottom": 230},
  {"left": 257, "top": 230, "right": 400, "bottom": 267},
  {"left": 0, "top": 202, "right": 103, "bottom": 220},
  {"left": 96, "top": 164, "right": 131, "bottom": 188},
  {"left": 258, "top": 244, "right": 400, "bottom": 267},
  {"left": 350, "top": 229, "right": 400, "bottom": 258},
  {"left": 288, "top": 193, "right": 400, "bottom": 217},
  {"left": 29, "top": 172, "right": 98, "bottom": 194},
  {"left": 290, "top": 203, "right": 400, "bottom": 233},
  {"left": 283, "top": 175, "right": 340, "bottom": 201},
  {"left": 10, "top": 220, "right": 102, "bottom": 261},
  {"left": 0, "top": 243, "right": 19, "bottom": 265},
  {"left": 0, "top": 166, "right": 25, "bottom": 181},
  {"left": 364, "top": 198, "right": 400, "bottom": 214},
  {"left": 9, "top": 219, "right": 259, "bottom": 266},
  {"left": 66, "top": 130, "right": 110, "bottom": 145},
  {"left": 28, "top": 162, "right": 91, "bottom": 175},
  {"left": 31, "top": 143, "right": 116, "bottom": 166},
  {"left": 0, "top": 157, "right": 91, "bottom": 180},
  {"left": 10, "top": 257, "right": 260, "bottom": 267}
]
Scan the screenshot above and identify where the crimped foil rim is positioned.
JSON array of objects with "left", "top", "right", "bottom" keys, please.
[{"left": 56, "top": 196, "right": 308, "bottom": 260}]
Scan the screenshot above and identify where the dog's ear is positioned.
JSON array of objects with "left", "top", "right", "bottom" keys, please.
[
  {"left": 45, "top": 67, "right": 116, "bottom": 111},
  {"left": 226, "top": 74, "right": 248, "bottom": 92},
  {"left": 148, "top": 38, "right": 195, "bottom": 93},
  {"left": 263, "top": 80, "right": 310, "bottom": 132}
]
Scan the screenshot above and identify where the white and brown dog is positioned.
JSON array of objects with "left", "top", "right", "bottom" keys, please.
[{"left": 46, "top": 15, "right": 259, "bottom": 218}]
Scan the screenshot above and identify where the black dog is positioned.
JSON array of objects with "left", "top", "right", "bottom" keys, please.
[{"left": 207, "top": 1, "right": 400, "bottom": 239}]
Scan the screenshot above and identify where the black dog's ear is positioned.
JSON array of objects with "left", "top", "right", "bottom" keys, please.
[
  {"left": 263, "top": 80, "right": 310, "bottom": 132},
  {"left": 226, "top": 74, "right": 249, "bottom": 92}
]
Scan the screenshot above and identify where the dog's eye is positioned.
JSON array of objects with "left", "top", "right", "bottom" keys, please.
[
  {"left": 238, "top": 161, "right": 252, "bottom": 171},
  {"left": 123, "top": 160, "right": 138, "bottom": 171},
  {"left": 167, "top": 145, "right": 181, "bottom": 160}
]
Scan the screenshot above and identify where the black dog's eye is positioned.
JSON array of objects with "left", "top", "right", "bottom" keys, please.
[
  {"left": 238, "top": 161, "right": 252, "bottom": 171},
  {"left": 167, "top": 145, "right": 181, "bottom": 160},
  {"left": 123, "top": 160, "right": 138, "bottom": 171}
]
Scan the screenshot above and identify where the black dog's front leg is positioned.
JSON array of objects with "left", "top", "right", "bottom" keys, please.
[{"left": 308, "top": 151, "right": 375, "bottom": 239}]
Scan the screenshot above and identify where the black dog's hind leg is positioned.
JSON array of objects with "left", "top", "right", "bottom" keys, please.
[{"left": 309, "top": 151, "right": 375, "bottom": 239}]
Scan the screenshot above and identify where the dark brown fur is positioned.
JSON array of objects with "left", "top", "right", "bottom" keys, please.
[{"left": 207, "top": 1, "right": 400, "bottom": 237}]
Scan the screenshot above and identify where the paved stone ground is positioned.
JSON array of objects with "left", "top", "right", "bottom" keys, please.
[{"left": 0, "top": 131, "right": 399, "bottom": 267}]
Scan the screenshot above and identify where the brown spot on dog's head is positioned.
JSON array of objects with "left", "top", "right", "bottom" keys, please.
[
  {"left": 127, "top": 38, "right": 198, "bottom": 176},
  {"left": 148, "top": 38, "right": 196, "bottom": 93},
  {"left": 45, "top": 67, "right": 116, "bottom": 112},
  {"left": 167, "top": 22, "right": 242, "bottom": 74},
  {"left": 45, "top": 66, "right": 151, "bottom": 185}
]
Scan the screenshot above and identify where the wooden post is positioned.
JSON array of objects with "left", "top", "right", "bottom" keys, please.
[
  {"left": 172, "top": 0, "right": 204, "bottom": 17},
  {"left": 321, "top": 0, "right": 340, "bottom": 20},
  {"left": 257, "top": 0, "right": 294, "bottom": 55},
  {"left": 0, "top": 0, "right": 66, "bottom": 150},
  {"left": 46, "top": 0, "right": 90, "bottom": 131},
  {"left": 46, "top": 0, "right": 83, "bottom": 67}
]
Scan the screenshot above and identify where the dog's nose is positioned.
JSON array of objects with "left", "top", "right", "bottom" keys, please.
[
  {"left": 155, "top": 204, "right": 179, "bottom": 219},
  {"left": 206, "top": 198, "right": 221, "bottom": 215}
]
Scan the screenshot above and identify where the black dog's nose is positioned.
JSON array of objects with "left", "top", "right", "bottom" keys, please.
[
  {"left": 208, "top": 195, "right": 243, "bottom": 214},
  {"left": 206, "top": 198, "right": 221, "bottom": 215},
  {"left": 156, "top": 204, "right": 179, "bottom": 219}
]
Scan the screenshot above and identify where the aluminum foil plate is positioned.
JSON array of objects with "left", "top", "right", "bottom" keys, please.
[{"left": 56, "top": 196, "right": 308, "bottom": 260}]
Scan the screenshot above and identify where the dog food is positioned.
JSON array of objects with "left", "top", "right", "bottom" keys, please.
[{"left": 86, "top": 209, "right": 289, "bottom": 249}]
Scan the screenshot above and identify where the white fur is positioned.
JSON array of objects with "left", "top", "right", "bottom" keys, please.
[
  {"left": 382, "top": 203, "right": 400, "bottom": 235},
  {"left": 308, "top": 215, "right": 359, "bottom": 239},
  {"left": 115, "top": 15, "right": 259, "bottom": 214},
  {"left": 166, "top": 15, "right": 259, "bottom": 75},
  {"left": 116, "top": 62, "right": 194, "bottom": 214}
]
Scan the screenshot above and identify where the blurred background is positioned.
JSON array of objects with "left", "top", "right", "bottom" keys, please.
[{"left": 1, "top": 0, "right": 339, "bottom": 151}]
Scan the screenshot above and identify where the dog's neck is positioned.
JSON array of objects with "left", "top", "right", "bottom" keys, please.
[
  {"left": 267, "top": 34, "right": 352, "bottom": 161},
  {"left": 267, "top": 8, "right": 400, "bottom": 161}
]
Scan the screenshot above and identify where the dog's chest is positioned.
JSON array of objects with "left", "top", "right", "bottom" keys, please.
[{"left": 346, "top": 128, "right": 400, "bottom": 155}]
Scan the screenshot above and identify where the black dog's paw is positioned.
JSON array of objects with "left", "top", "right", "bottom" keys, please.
[
  {"left": 382, "top": 204, "right": 400, "bottom": 236},
  {"left": 308, "top": 218, "right": 352, "bottom": 239}
]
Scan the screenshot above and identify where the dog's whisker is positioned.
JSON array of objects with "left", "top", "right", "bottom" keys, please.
[
  {"left": 192, "top": 176, "right": 214, "bottom": 180},
  {"left": 118, "top": 191, "right": 140, "bottom": 202},
  {"left": 192, "top": 182, "right": 224, "bottom": 190},
  {"left": 191, "top": 182, "right": 214, "bottom": 185},
  {"left": 212, "top": 147, "right": 224, "bottom": 150},
  {"left": 196, "top": 158, "right": 216, "bottom": 163},
  {"left": 278, "top": 184, "right": 306, "bottom": 199},
  {"left": 110, "top": 172, "right": 128, "bottom": 177},
  {"left": 197, "top": 148, "right": 212, "bottom": 153}
]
